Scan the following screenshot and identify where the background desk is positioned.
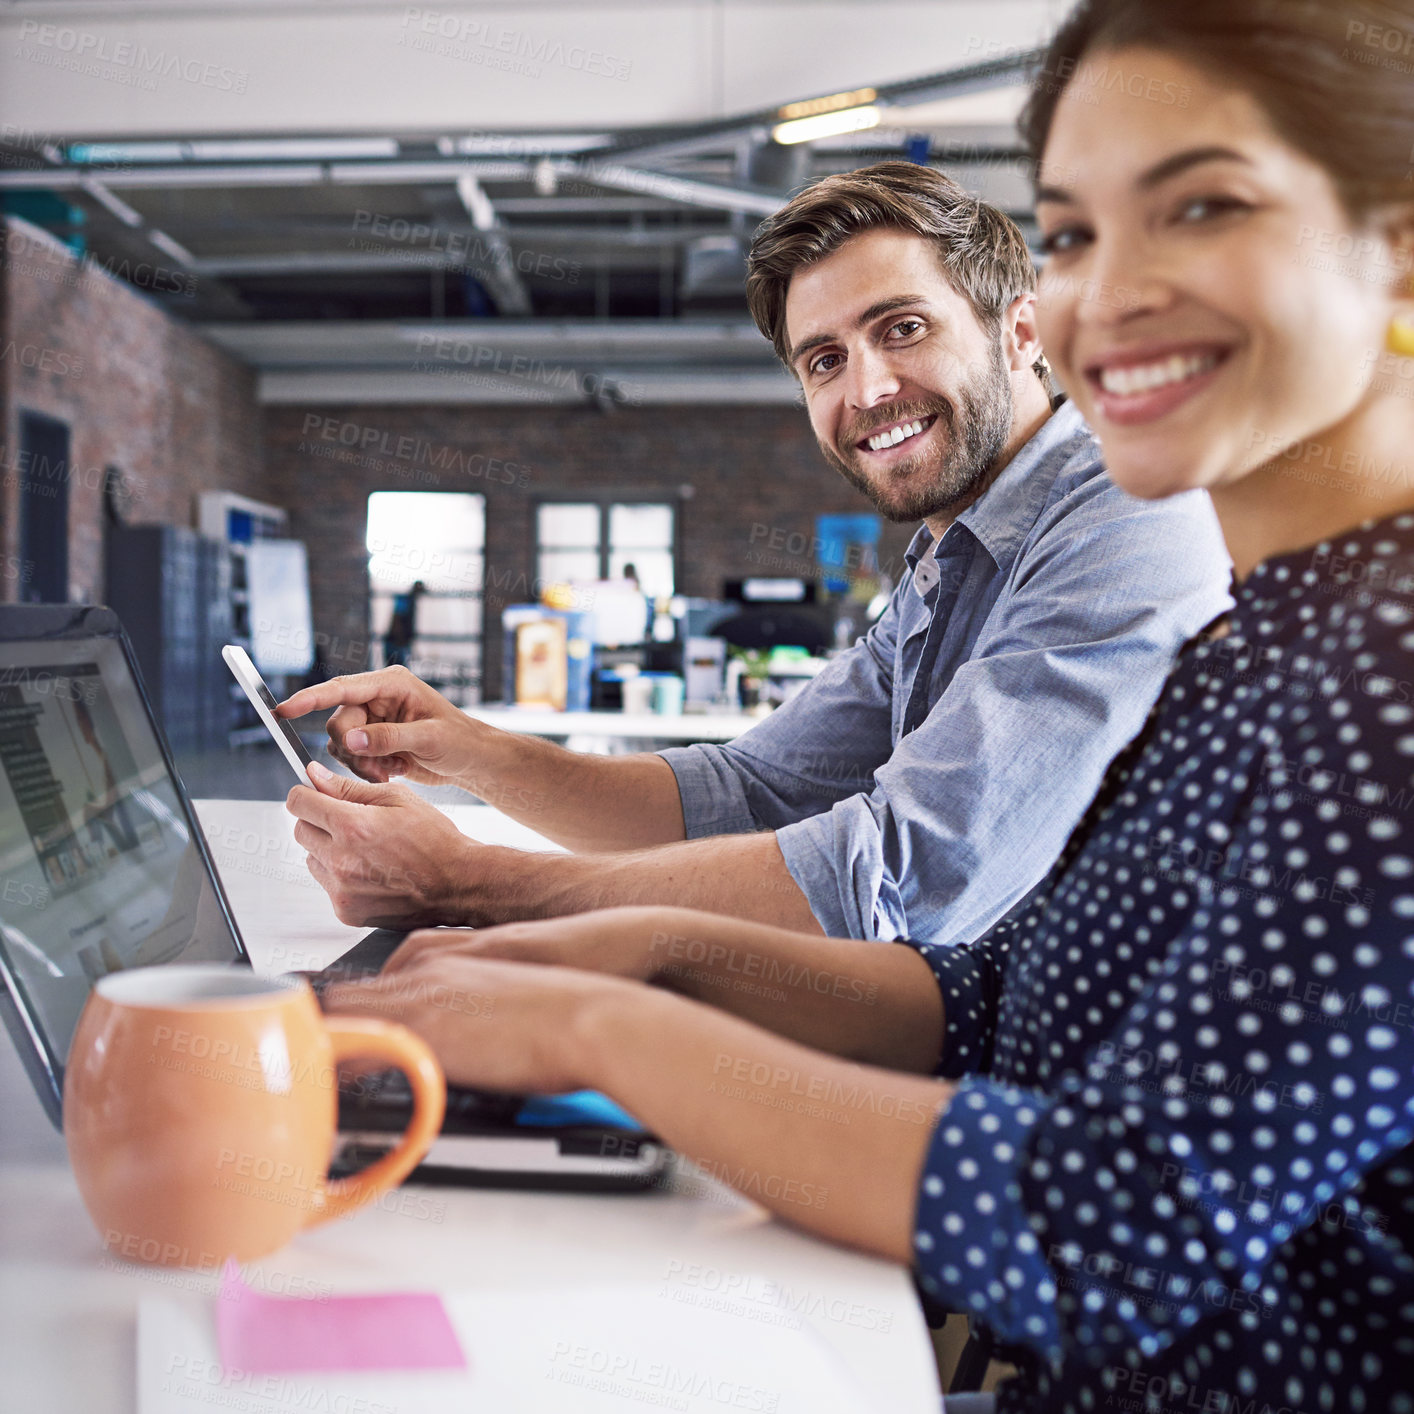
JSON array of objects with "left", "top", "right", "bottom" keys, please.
[
  {"left": 465, "top": 705, "right": 763, "bottom": 751},
  {"left": 0, "top": 798, "right": 941, "bottom": 1412}
]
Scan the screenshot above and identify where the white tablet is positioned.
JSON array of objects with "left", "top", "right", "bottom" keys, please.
[{"left": 222, "top": 644, "right": 316, "bottom": 787}]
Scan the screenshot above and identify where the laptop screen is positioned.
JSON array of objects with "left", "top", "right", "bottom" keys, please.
[{"left": 0, "top": 630, "right": 243, "bottom": 1088}]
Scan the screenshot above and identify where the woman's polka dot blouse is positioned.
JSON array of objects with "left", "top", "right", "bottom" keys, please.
[{"left": 909, "top": 513, "right": 1414, "bottom": 1413}]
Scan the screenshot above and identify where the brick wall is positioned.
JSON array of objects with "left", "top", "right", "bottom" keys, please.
[
  {"left": 264, "top": 402, "right": 916, "bottom": 699},
  {"left": 0, "top": 219, "right": 913, "bottom": 695},
  {"left": 1, "top": 217, "right": 269, "bottom": 603}
]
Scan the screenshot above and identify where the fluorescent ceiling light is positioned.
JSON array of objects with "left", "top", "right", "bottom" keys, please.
[
  {"left": 70, "top": 142, "right": 185, "bottom": 164},
  {"left": 189, "top": 139, "right": 400, "bottom": 161},
  {"left": 777, "top": 87, "right": 877, "bottom": 122},
  {"left": 772, "top": 106, "right": 881, "bottom": 145},
  {"left": 68, "top": 138, "right": 399, "bottom": 164}
]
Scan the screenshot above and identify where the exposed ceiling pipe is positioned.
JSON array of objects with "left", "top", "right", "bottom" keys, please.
[
  {"left": 201, "top": 319, "right": 776, "bottom": 358},
  {"left": 452, "top": 173, "right": 532, "bottom": 316},
  {"left": 553, "top": 159, "right": 783, "bottom": 217},
  {"left": 591, "top": 50, "right": 1043, "bottom": 167},
  {"left": 0, "top": 52, "right": 1044, "bottom": 199},
  {"left": 77, "top": 175, "right": 196, "bottom": 265}
]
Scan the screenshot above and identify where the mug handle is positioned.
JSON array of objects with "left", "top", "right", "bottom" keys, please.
[{"left": 305, "top": 1017, "right": 447, "bottom": 1228}]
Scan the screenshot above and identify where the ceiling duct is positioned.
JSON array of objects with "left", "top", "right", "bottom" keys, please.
[
  {"left": 742, "top": 140, "right": 810, "bottom": 194},
  {"left": 680, "top": 235, "right": 748, "bottom": 299}
]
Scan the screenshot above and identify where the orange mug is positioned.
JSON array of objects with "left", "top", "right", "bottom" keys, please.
[{"left": 64, "top": 964, "right": 445, "bottom": 1267}]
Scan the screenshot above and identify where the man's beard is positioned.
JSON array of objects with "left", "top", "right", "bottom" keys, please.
[{"left": 819, "top": 341, "right": 1015, "bottom": 524}]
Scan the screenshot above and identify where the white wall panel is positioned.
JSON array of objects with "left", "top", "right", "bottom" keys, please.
[
  {"left": 720, "top": 1, "right": 1058, "bottom": 111},
  {"left": 0, "top": 0, "right": 1060, "bottom": 139}
]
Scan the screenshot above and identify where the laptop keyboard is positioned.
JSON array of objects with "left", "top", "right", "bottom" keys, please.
[
  {"left": 299, "top": 928, "right": 526, "bottom": 1133},
  {"left": 338, "top": 1066, "right": 522, "bottom": 1132}
]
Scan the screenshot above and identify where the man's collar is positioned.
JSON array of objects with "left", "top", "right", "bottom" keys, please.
[
  {"left": 904, "top": 399, "right": 1093, "bottom": 582},
  {"left": 903, "top": 524, "right": 937, "bottom": 579}
]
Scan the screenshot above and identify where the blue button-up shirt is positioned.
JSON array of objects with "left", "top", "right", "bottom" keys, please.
[{"left": 659, "top": 401, "right": 1233, "bottom": 943}]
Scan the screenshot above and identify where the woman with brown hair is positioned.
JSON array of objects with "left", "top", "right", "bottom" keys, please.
[{"left": 327, "top": 1, "right": 1414, "bottom": 1405}]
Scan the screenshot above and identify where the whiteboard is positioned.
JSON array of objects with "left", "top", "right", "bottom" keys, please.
[{"left": 246, "top": 539, "right": 315, "bottom": 674}]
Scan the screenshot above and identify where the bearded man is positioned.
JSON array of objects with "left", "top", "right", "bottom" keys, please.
[{"left": 281, "top": 162, "right": 1230, "bottom": 945}]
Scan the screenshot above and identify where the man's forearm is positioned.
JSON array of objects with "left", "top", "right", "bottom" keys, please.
[
  {"left": 572, "top": 985, "right": 952, "bottom": 1261},
  {"left": 463, "top": 729, "right": 686, "bottom": 851},
  {"left": 473, "top": 831, "right": 825, "bottom": 934}
]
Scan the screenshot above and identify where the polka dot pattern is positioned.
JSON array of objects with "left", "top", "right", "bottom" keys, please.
[{"left": 909, "top": 516, "right": 1414, "bottom": 1412}]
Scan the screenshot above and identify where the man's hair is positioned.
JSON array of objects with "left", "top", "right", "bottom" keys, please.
[{"left": 746, "top": 160, "right": 1050, "bottom": 388}]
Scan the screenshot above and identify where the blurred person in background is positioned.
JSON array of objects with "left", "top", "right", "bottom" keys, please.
[{"left": 382, "top": 579, "right": 426, "bottom": 669}]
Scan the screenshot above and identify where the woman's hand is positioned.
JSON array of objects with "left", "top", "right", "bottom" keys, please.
[
  {"left": 373, "top": 907, "right": 947, "bottom": 1075},
  {"left": 320, "top": 953, "right": 638, "bottom": 1095},
  {"left": 327, "top": 946, "right": 950, "bottom": 1265},
  {"left": 379, "top": 906, "right": 689, "bottom": 981}
]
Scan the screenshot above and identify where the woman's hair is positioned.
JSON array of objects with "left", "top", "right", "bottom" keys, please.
[{"left": 1019, "top": 0, "right": 1414, "bottom": 220}]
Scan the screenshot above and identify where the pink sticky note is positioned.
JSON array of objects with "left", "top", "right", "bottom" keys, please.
[{"left": 217, "top": 1260, "right": 468, "bottom": 1373}]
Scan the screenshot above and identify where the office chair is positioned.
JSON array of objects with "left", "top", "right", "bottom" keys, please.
[{"left": 914, "top": 1284, "right": 996, "bottom": 1394}]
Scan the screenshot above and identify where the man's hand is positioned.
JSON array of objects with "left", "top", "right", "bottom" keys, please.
[
  {"left": 279, "top": 667, "right": 689, "bottom": 854},
  {"left": 320, "top": 954, "right": 637, "bottom": 1095},
  {"left": 277, "top": 667, "right": 485, "bottom": 787},
  {"left": 286, "top": 762, "right": 490, "bottom": 928},
  {"left": 379, "top": 907, "right": 680, "bottom": 981}
]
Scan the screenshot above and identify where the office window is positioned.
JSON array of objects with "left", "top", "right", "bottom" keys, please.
[
  {"left": 535, "top": 499, "right": 676, "bottom": 599},
  {"left": 366, "top": 492, "right": 484, "bottom": 704},
  {"left": 536, "top": 502, "right": 602, "bottom": 589}
]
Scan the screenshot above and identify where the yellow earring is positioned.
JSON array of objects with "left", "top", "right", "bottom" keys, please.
[{"left": 1390, "top": 315, "right": 1414, "bottom": 358}]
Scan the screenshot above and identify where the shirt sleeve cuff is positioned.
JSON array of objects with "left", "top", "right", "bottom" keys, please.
[
  {"left": 775, "top": 807, "right": 889, "bottom": 940},
  {"left": 905, "top": 939, "right": 998, "bottom": 1078},
  {"left": 913, "top": 1078, "right": 1061, "bottom": 1354},
  {"left": 656, "top": 745, "right": 759, "bottom": 839}
]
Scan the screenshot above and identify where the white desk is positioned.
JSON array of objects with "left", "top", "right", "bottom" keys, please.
[
  {"left": 0, "top": 799, "right": 941, "bottom": 1413},
  {"left": 466, "top": 705, "right": 763, "bottom": 744}
]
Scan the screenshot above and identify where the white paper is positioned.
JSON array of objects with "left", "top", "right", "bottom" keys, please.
[
  {"left": 140, "top": 1281, "right": 875, "bottom": 1414},
  {"left": 139, "top": 1292, "right": 492, "bottom": 1414}
]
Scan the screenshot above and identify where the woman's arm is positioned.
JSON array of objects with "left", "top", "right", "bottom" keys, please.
[
  {"left": 581, "top": 976, "right": 954, "bottom": 1258},
  {"left": 380, "top": 906, "right": 947, "bottom": 1073},
  {"left": 322, "top": 954, "right": 953, "bottom": 1261}
]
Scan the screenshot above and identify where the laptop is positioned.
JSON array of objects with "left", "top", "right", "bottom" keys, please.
[{"left": 0, "top": 605, "right": 666, "bottom": 1191}]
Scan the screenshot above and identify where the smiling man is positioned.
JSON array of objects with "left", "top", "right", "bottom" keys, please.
[{"left": 281, "top": 161, "right": 1231, "bottom": 944}]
